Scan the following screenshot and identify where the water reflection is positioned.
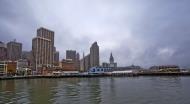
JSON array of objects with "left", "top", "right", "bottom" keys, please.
[
  {"left": 86, "top": 78, "right": 101, "bottom": 104},
  {"left": 50, "top": 78, "right": 102, "bottom": 104},
  {"left": 0, "top": 80, "right": 31, "bottom": 104},
  {"left": 149, "top": 76, "right": 182, "bottom": 88},
  {"left": 28, "top": 79, "right": 57, "bottom": 104},
  {"left": 0, "top": 77, "right": 190, "bottom": 104}
]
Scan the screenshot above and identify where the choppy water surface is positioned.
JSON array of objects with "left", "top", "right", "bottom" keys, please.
[{"left": 0, "top": 77, "right": 190, "bottom": 104}]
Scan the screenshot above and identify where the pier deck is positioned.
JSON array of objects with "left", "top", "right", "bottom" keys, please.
[{"left": 1, "top": 72, "right": 190, "bottom": 80}]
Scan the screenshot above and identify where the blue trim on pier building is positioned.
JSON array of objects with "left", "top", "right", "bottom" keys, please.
[{"left": 88, "top": 67, "right": 112, "bottom": 74}]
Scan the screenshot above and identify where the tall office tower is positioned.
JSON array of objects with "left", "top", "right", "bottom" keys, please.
[
  {"left": 80, "top": 52, "right": 85, "bottom": 72},
  {"left": 37, "top": 27, "right": 54, "bottom": 46},
  {"left": 76, "top": 53, "right": 80, "bottom": 62},
  {"left": 54, "top": 51, "right": 59, "bottom": 66},
  {"left": 79, "top": 53, "right": 90, "bottom": 72},
  {"left": 66, "top": 50, "right": 76, "bottom": 61},
  {"left": 76, "top": 52, "right": 80, "bottom": 70},
  {"left": 90, "top": 42, "right": 99, "bottom": 67},
  {"left": 0, "top": 41, "right": 7, "bottom": 61},
  {"left": 7, "top": 40, "right": 22, "bottom": 61},
  {"left": 32, "top": 27, "right": 54, "bottom": 70},
  {"left": 84, "top": 54, "right": 90, "bottom": 71},
  {"left": 53, "top": 46, "right": 59, "bottom": 66}
]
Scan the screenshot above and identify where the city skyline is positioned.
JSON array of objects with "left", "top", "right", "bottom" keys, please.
[{"left": 1, "top": 0, "right": 190, "bottom": 68}]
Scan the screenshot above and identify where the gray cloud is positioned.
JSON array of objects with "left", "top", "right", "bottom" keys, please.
[{"left": 0, "top": 0, "right": 190, "bottom": 68}]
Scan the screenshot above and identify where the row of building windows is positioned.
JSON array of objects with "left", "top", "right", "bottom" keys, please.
[{"left": 89, "top": 67, "right": 112, "bottom": 73}]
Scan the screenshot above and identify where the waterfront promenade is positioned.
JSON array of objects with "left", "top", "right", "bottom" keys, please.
[{"left": 1, "top": 72, "right": 190, "bottom": 80}]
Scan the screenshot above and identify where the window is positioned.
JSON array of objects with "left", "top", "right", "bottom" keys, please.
[{"left": 97, "top": 69, "right": 99, "bottom": 71}]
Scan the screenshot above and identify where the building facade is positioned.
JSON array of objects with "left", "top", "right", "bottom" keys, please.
[
  {"left": 149, "top": 65, "right": 180, "bottom": 72},
  {"left": 76, "top": 53, "right": 80, "bottom": 70},
  {"left": 79, "top": 42, "right": 100, "bottom": 72},
  {"left": 0, "top": 61, "right": 17, "bottom": 75},
  {"left": 32, "top": 27, "right": 55, "bottom": 71},
  {"left": 0, "top": 41, "right": 7, "bottom": 61},
  {"left": 80, "top": 53, "right": 91, "bottom": 72},
  {"left": 84, "top": 54, "right": 90, "bottom": 72},
  {"left": 66, "top": 50, "right": 76, "bottom": 61},
  {"left": 16, "top": 59, "right": 30, "bottom": 75},
  {"left": 7, "top": 40, "right": 22, "bottom": 61},
  {"left": 102, "top": 62, "right": 109, "bottom": 67},
  {"left": 80, "top": 53, "right": 85, "bottom": 72},
  {"left": 109, "top": 53, "right": 117, "bottom": 68},
  {"left": 88, "top": 66, "right": 112, "bottom": 74},
  {"left": 66, "top": 50, "right": 80, "bottom": 70},
  {"left": 21, "top": 51, "right": 32, "bottom": 66},
  {"left": 54, "top": 51, "right": 59, "bottom": 66},
  {"left": 61, "top": 59, "right": 77, "bottom": 71},
  {"left": 90, "top": 42, "right": 99, "bottom": 67},
  {"left": 0, "top": 61, "right": 6, "bottom": 75},
  {"left": 102, "top": 52, "right": 117, "bottom": 68}
]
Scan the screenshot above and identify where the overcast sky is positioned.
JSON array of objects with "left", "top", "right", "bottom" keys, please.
[{"left": 0, "top": 0, "right": 190, "bottom": 68}]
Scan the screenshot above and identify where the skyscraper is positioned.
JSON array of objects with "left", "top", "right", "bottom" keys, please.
[
  {"left": 80, "top": 52, "right": 90, "bottom": 72},
  {"left": 76, "top": 52, "right": 80, "bottom": 70},
  {"left": 53, "top": 47, "right": 59, "bottom": 66},
  {"left": 32, "top": 27, "right": 54, "bottom": 70},
  {"left": 54, "top": 51, "right": 59, "bottom": 66},
  {"left": 0, "top": 41, "right": 7, "bottom": 61},
  {"left": 66, "top": 50, "right": 80, "bottom": 70},
  {"left": 90, "top": 42, "right": 99, "bottom": 67},
  {"left": 84, "top": 54, "right": 90, "bottom": 71},
  {"left": 7, "top": 40, "right": 22, "bottom": 61},
  {"left": 66, "top": 50, "right": 76, "bottom": 61},
  {"left": 80, "top": 52, "right": 85, "bottom": 72}
]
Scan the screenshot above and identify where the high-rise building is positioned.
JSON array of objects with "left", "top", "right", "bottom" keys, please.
[
  {"left": 32, "top": 27, "right": 54, "bottom": 70},
  {"left": 53, "top": 47, "right": 59, "bottom": 66},
  {"left": 79, "top": 42, "right": 100, "bottom": 71},
  {"left": 66, "top": 50, "right": 76, "bottom": 61},
  {"left": 37, "top": 27, "right": 54, "bottom": 46},
  {"left": 0, "top": 41, "right": 7, "bottom": 61},
  {"left": 7, "top": 40, "right": 22, "bottom": 61},
  {"left": 80, "top": 53, "right": 90, "bottom": 72},
  {"left": 90, "top": 42, "right": 99, "bottom": 67},
  {"left": 76, "top": 52, "right": 80, "bottom": 70},
  {"left": 54, "top": 51, "right": 59, "bottom": 66},
  {"left": 66, "top": 50, "right": 80, "bottom": 70},
  {"left": 80, "top": 53, "right": 85, "bottom": 72},
  {"left": 76, "top": 53, "right": 80, "bottom": 62},
  {"left": 84, "top": 54, "right": 90, "bottom": 71}
]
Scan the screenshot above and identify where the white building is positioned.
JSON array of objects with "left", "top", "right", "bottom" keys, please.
[
  {"left": 88, "top": 66, "right": 112, "bottom": 74},
  {"left": 17, "top": 59, "right": 29, "bottom": 75}
]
